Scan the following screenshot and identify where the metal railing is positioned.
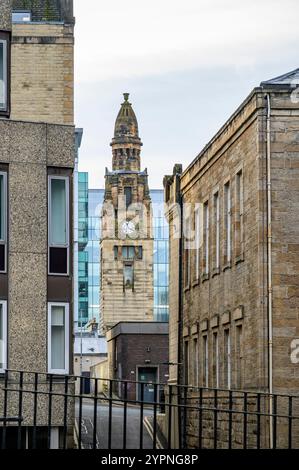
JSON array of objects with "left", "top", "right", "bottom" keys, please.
[{"left": 0, "top": 370, "right": 299, "bottom": 449}]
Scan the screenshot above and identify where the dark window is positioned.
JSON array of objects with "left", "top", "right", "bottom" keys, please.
[
  {"left": 123, "top": 263, "right": 133, "bottom": 289},
  {"left": 124, "top": 187, "right": 132, "bottom": 208},
  {"left": 113, "top": 246, "right": 118, "bottom": 260},
  {"left": 49, "top": 247, "right": 68, "bottom": 275},
  {"left": 137, "top": 246, "right": 143, "bottom": 259},
  {"left": 122, "top": 246, "right": 135, "bottom": 260}
]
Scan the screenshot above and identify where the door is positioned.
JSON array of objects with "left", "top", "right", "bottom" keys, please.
[
  {"left": 82, "top": 371, "right": 90, "bottom": 394},
  {"left": 137, "top": 367, "right": 158, "bottom": 403}
]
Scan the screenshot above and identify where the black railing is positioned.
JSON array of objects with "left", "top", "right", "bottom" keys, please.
[{"left": 0, "top": 370, "right": 299, "bottom": 449}]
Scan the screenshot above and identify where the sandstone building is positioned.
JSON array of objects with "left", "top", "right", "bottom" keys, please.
[
  {"left": 0, "top": 0, "right": 75, "bottom": 448},
  {"left": 164, "top": 69, "right": 299, "bottom": 448},
  {"left": 100, "top": 94, "right": 154, "bottom": 333}
]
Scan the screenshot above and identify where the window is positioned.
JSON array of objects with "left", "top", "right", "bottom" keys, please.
[
  {"left": 235, "top": 170, "right": 243, "bottom": 259},
  {"left": 203, "top": 202, "right": 209, "bottom": 276},
  {"left": 224, "top": 182, "right": 231, "bottom": 264},
  {"left": 224, "top": 329, "right": 231, "bottom": 389},
  {"left": 184, "top": 216, "right": 191, "bottom": 287},
  {"left": 236, "top": 325, "right": 243, "bottom": 388},
  {"left": 184, "top": 341, "right": 189, "bottom": 385},
  {"left": 203, "top": 335, "right": 208, "bottom": 387},
  {"left": 123, "top": 263, "right": 133, "bottom": 289},
  {"left": 12, "top": 11, "right": 32, "bottom": 23},
  {"left": 194, "top": 206, "right": 201, "bottom": 280},
  {"left": 0, "top": 34, "right": 8, "bottom": 114},
  {"left": 48, "top": 176, "right": 70, "bottom": 275},
  {"left": 0, "top": 172, "right": 7, "bottom": 272},
  {"left": 122, "top": 246, "right": 135, "bottom": 260},
  {"left": 124, "top": 187, "right": 132, "bottom": 209},
  {"left": 212, "top": 332, "right": 219, "bottom": 388},
  {"left": 0, "top": 301, "right": 7, "bottom": 372},
  {"left": 48, "top": 303, "right": 69, "bottom": 374},
  {"left": 193, "top": 338, "right": 199, "bottom": 387},
  {"left": 137, "top": 246, "right": 143, "bottom": 260},
  {"left": 113, "top": 246, "right": 118, "bottom": 260},
  {"left": 213, "top": 192, "right": 220, "bottom": 270}
]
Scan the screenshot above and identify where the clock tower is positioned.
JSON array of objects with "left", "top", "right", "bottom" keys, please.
[{"left": 100, "top": 93, "right": 154, "bottom": 333}]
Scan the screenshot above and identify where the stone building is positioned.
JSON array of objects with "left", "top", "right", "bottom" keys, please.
[
  {"left": 0, "top": 1, "right": 75, "bottom": 448},
  {"left": 100, "top": 93, "right": 154, "bottom": 333},
  {"left": 164, "top": 69, "right": 299, "bottom": 448},
  {"left": 11, "top": 0, "right": 74, "bottom": 124}
]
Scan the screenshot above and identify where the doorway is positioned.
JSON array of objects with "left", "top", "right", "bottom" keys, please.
[{"left": 137, "top": 367, "right": 158, "bottom": 403}]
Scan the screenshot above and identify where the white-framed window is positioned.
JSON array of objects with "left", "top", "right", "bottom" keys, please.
[
  {"left": 12, "top": 11, "right": 32, "bottom": 23},
  {"left": 203, "top": 335, "right": 208, "bottom": 387},
  {"left": 214, "top": 192, "right": 220, "bottom": 269},
  {"left": 0, "top": 37, "right": 8, "bottom": 113},
  {"left": 213, "top": 331, "right": 219, "bottom": 388},
  {"left": 48, "top": 302, "right": 69, "bottom": 374},
  {"left": 203, "top": 202, "right": 209, "bottom": 275},
  {"left": 48, "top": 176, "right": 70, "bottom": 276},
  {"left": 0, "top": 171, "right": 7, "bottom": 273},
  {"left": 224, "top": 329, "right": 231, "bottom": 389},
  {"left": 0, "top": 300, "right": 7, "bottom": 373},
  {"left": 224, "top": 181, "right": 231, "bottom": 263}
]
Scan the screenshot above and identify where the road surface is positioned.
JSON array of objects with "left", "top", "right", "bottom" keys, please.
[{"left": 75, "top": 399, "right": 154, "bottom": 449}]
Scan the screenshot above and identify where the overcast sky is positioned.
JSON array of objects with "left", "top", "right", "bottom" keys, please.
[{"left": 74, "top": 0, "right": 299, "bottom": 189}]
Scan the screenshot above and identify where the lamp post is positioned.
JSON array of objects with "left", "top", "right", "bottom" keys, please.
[{"left": 80, "top": 310, "right": 83, "bottom": 377}]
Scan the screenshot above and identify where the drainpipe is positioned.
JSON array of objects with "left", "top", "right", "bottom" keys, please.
[{"left": 265, "top": 94, "right": 273, "bottom": 448}]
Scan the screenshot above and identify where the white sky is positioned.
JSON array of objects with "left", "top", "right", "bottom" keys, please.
[{"left": 74, "top": 0, "right": 299, "bottom": 188}]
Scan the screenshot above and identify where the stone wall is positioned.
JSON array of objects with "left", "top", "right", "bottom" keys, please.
[
  {"left": 11, "top": 22, "right": 74, "bottom": 124},
  {"left": 165, "top": 86, "right": 299, "bottom": 448},
  {"left": 0, "top": 0, "right": 12, "bottom": 31}
]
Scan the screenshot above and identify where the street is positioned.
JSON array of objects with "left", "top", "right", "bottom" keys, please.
[{"left": 75, "top": 399, "right": 154, "bottom": 449}]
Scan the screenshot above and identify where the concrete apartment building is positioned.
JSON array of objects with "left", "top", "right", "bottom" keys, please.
[
  {"left": 164, "top": 69, "right": 299, "bottom": 447},
  {"left": 0, "top": 0, "right": 75, "bottom": 448}
]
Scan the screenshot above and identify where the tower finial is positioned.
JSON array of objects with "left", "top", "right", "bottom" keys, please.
[{"left": 123, "top": 93, "right": 130, "bottom": 102}]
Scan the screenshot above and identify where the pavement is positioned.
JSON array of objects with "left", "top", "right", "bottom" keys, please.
[{"left": 75, "top": 399, "right": 154, "bottom": 449}]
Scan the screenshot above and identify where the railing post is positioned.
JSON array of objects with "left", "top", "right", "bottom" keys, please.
[
  {"left": 17, "top": 371, "right": 24, "bottom": 450},
  {"left": 123, "top": 381, "right": 128, "bottom": 450},
  {"left": 139, "top": 382, "right": 144, "bottom": 449}
]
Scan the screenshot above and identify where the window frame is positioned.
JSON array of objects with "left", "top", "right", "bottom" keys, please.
[
  {"left": 224, "top": 329, "right": 231, "bottom": 389},
  {"left": 203, "top": 335, "right": 209, "bottom": 388},
  {"left": 212, "top": 331, "right": 219, "bottom": 388},
  {"left": 0, "top": 171, "right": 7, "bottom": 274},
  {"left": 213, "top": 191, "right": 220, "bottom": 270},
  {"left": 224, "top": 180, "right": 231, "bottom": 265},
  {"left": 0, "top": 31, "right": 10, "bottom": 117},
  {"left": 0, "top": 300, "right": 7, "bottom": 373},
  {"left": 202, "top": 201, "right": 209, "bottom": 277},
  {"left": 47, "top": 302, "right": 70, "bottom": 375},
  {"left": 48, "top": 175, "right": 70, "bottom": 276}
]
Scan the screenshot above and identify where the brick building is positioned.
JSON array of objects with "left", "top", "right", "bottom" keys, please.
[
  {"left": 164, "top": 69, "right": 299, "bottom": 448},
  {"left": 106, "top": 322, "right": 169, "bottom": 401},
  {"left": 0, "top": 1, "right": 75, "bottom": 448}
]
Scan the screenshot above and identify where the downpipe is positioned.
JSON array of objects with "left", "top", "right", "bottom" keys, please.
[{"left": 265, "top": 93, "right": 273, "bottom": 449}]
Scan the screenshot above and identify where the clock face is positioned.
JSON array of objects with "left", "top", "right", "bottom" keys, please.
[{"left": 121, "top": 220, "right": 136, "bottom": 237}]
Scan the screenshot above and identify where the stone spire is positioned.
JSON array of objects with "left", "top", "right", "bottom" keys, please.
[{"left": 110, "top": 93, "right": 143, "bottom": 172}]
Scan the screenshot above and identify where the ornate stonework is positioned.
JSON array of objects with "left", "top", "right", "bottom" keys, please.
[{"left": 100, "top": 94, "right": 154, "bottom": 334}]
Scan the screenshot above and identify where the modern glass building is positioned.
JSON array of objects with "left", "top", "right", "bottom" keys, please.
[
  {"left": 77, "top": 178, "right": 169, "bottom": 327},
  {"left": 78, "top": 172, "right": 89, "bottom": 326}
]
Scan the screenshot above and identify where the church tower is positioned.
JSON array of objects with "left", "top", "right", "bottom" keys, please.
[{"left": 100, "top": 94, "right": 154, "bottom": 333}]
